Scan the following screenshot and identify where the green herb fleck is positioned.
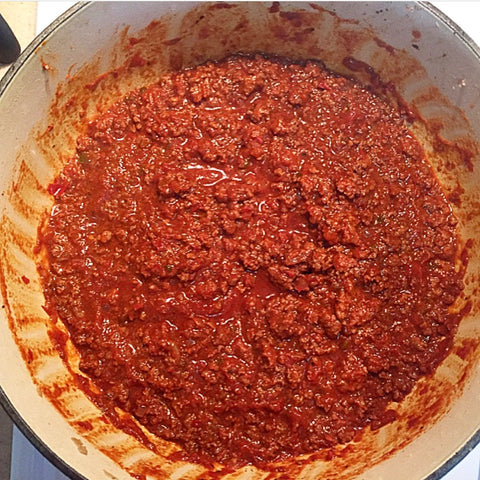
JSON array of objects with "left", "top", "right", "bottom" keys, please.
[
  {"left": 239, "top": 159, "right": 250, "bottom": 169},
  {"left": 78, "top": 152, "right": 89, "bottom": 165}
]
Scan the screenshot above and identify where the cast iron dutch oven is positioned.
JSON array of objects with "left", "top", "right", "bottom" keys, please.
[{"left": 1, "top": 3, "right": 480, "bottom": 479}]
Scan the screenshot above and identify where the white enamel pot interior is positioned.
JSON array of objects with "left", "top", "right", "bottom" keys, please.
[{"left": 1, "top": 2, "right": 480, "bottom": 479}]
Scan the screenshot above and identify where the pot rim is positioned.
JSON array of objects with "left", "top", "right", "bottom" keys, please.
[
  {"left": 0, "top": 2, "right": 87, "bottom": 97},
  {"left": 1, "top": 2, "right": 480, "bottom": 479},
  {"left": 0, "top": 4, "right": 88, "bottom": 478},
  {"left": 419, "top": 1, "right": 480, "bottom": 477},
  {"left": 421, "top": 1, "right": 480, "bottom": 62}
]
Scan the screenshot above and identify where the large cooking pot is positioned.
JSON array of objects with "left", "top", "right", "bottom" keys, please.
[{"left": 1, "top": 2, "right": 480, "bottom": 479}]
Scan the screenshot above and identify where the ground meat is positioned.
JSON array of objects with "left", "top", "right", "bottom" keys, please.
[{"left": 38, "top": 54, "right": 465, "bottom": 467}]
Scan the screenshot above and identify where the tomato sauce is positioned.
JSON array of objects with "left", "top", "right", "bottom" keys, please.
[{"left": 38, "top": 55, "right": 465, "bottom": 467}]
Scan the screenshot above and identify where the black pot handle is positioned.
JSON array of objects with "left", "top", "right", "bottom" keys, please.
[{"left": 0, "top": 14, "right": 21, "bottom": 65}]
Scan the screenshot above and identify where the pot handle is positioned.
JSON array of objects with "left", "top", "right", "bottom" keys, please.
[{"left": 0, "top": 14, "right": 21, "bottom": 64}]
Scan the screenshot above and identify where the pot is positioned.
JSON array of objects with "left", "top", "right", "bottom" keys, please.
[{"left": 1, "top": 2, "right": 480, "bottom": 479}]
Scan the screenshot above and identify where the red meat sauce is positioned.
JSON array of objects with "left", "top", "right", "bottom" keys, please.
[{"left": 38, "top": 54, "right": 465, "bottom": 467}]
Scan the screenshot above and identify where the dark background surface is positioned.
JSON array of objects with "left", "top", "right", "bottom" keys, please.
[{"left": 0, "top": 405, "right": 12, "bottom": 480}]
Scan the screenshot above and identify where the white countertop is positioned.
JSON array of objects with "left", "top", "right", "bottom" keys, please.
[{"left": 8, "top": 2, "right": 480, "bottom": 480}]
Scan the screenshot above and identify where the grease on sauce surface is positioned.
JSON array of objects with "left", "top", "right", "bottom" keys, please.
[{"left": 38, "top": 55, "right": 465, "bottom": 467}]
